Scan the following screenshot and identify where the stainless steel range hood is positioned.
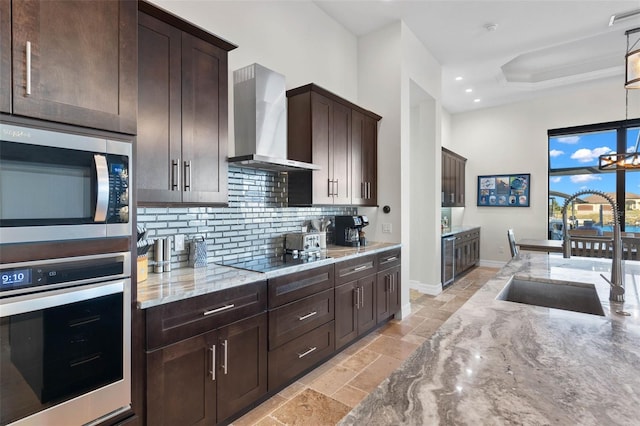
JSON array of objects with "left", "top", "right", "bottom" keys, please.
[{"left": 229, "top": 64, "right": 320, "bottom": 172}]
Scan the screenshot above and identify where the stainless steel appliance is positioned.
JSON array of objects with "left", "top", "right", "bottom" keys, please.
[
  {"left": 334, "top": 215, "right": 369, "bottom": 247},
  {"left": 229, "top": 63, "right": 320, "bottom": 172},
  {"left": 0, "top": 123, "right": 131, "bottom": 244},
  {"left": 284, "top": 232, "right": 322, "bottom": 254},
  {"left": 0, "top": 252, "right": 131, "bottom": 426},
  {"left": 442, "top": 236, "right": 456, "bottom": 287}
]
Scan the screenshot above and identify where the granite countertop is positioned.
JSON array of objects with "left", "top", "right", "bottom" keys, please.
[
  {"left": 340, "top": 252, "right": 640, "bottom": 425},
  {"left": 137, "top": 241, "right": 401, "bottom": 309},
  {"left": 441, "top": 225, "right": 480, "bottom": 237}
]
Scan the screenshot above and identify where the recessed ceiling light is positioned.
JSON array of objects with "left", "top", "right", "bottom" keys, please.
[
  {"left": 465, "top": 88, "right": 473, "bottom": 93},
  {"left": 484, "top": 23, "right": 498, "bottom": 32},
  {"left": 473, "top": 98, "right": 481, "bottom": 103},
  {"left": 455, "top": 76, "right": 463, "bottom": 81}
]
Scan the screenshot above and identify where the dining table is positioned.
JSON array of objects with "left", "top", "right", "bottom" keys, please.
[{"left": 516, "top": 238, "right": 563, "bottom": 253}]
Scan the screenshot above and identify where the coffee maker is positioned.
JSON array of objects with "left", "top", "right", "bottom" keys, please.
[{"left": 334, "top": 215, "right": 369, "bottom": 246}]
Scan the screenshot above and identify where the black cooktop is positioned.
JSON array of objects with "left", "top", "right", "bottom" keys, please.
[{"left": 217, "top": 253, "right": 329, "bottom": 273}]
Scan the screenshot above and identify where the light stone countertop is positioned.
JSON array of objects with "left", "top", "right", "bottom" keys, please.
[
  {"left": 441, "top": 225, "right": 480, "bottom": 237},
  {"left": 136, "top": 241, "right": 401, "bottom": 309},
  {"left": 340, "top": 252, "right": 640, "bottom": 426}
]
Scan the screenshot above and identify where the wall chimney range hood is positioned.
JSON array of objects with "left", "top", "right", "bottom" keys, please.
[{"left": 229, "top": 64, "right": 320, "bottom": 172}]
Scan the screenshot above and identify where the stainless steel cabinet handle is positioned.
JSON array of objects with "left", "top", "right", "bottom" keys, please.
[
  {"left": 94, "top": 154, "right": 109, "bottom": 222},
  {"left": 171, "top": 159, "right": 179, "bottom": 190},
  {"left": 335, "top": 179, "right": 339, "bottom": 197},
  {"left": 361, "top": 182, "right": 365, "bottom": 199},
  {"left": 354, "top": 288, "right": 359, "bottom": 308},
  {"left": 184, "top": 161, "right": 191, "bottom": 191},
  {"left": 222, "top": 339, "right": 228, "bottom": 375},
  {"left": 212, "top": 345, "right": 217, "bottom": 380},
  {"left": 367, "top": 182, "right": 371, "bottom": 199},
  {"left": 26, "top": 41, "right": 31, "bottom": 95},
  {"left": 297, "top": 346, "right": 317, "bottom": 359},
  {"left": 360, "top": 286, "right": 364, "bottom": 308},
  {"left": 328, "top": 179, "right": 333, "bottom": 196},
  {"left": 298, "top": 311, "right": 318, "bottom": 321},
  {"left": 384, "top": 256, "right": 398, "bottom": 263},
  {"left": 354, "top": 265, "right": 368, "bottom": 272},
  {"left": 203, "top": 304, "right": 235, "bottom": 316},
  {"left": 450, "top": 193, "right": 455, "bottom": 203}
]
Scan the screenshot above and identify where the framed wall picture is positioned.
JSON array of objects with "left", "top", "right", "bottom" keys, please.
[{"left": 477, "top": 174, "right": 530, "bottom": 207}]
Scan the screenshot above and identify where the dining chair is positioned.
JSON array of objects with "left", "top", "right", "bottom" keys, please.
[
  {"left": 568, "top": 229, "right": 599, "bottom": 237},
  {"left": 622, "top": 236, "right": 640, "bottom": 260},
  {"left": 570, "top": 236, "right": 613, "bottom": 258},
  {"left": 507, "top": 229, "right": 518, "bottom": 257}
]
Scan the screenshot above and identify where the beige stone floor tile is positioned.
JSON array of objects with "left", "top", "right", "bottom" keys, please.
[
  {"left": 271, "top": 388, "right": 350, "bottom": 426},
  {"left": 348, "top": 354, "right": 402, "bottom": 393},
  {"left": 365, "top": 335, "right": 418, "bottom": 361},
  {"left": 413, "top": 305, "right": 452, "bottom": 322},
  {"left": 309, "top": 364, "right": 358, "bottom": 396},
  {"left": 331, "top": 384, "right": 368, "bottom": 408},
  {"left": 297, "top": 359, "right": 336, "bottom": 385},
  {"left": 411, "top": 318, "right": 446, "bottom": 338},
  {"left": 401, "top": 333, "right": 428, "bottom": 345},
  {"left": 340, "top": 333, "right": 380, "bottom": 355},
  {"left": 276, "top": 381, "right": 306, "bottom": 400},
  {"left": 253, "top": 416, "right": 285, "bottom": 426},
  {"left": 377, "top": 316, "right": 425, "bottom": 338},
  {"left": 339, "top": 348, "right": 379, "bottom": 372},
  {"left": 231, "top": 394, "right": 286, "bottom": 426},
  {"left": 440, "top": 298, "right": 468, "bottom": 313},
  {"left": 434, "top": 292, "right": 456, "bottom": 302}
]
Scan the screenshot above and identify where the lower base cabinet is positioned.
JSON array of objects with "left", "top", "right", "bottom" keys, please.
[
  {"left": 335, "top": 274, "right": 377, "bottom": 350},
  {"left": 376, "top": 265, "right": 401, "bottom": 323},
  {"left": 146, "top": 313, "right": 268, "bottom": 425}
]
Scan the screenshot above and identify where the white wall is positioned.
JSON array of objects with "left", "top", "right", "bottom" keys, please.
[
  {"left": 150, "top": 0, "right": 358, "bottom": 155},
  {"left": 450, "top": 77, "right": 635, "bottom": 264}
]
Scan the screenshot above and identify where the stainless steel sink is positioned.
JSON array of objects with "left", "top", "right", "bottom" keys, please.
[{"left": 497, "top": 277, "right": 605, "bottom": 316}]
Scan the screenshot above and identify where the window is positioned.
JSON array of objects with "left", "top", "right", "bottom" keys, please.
[{"left": 548, "top": 119, "right": 640, "bottom": 239}]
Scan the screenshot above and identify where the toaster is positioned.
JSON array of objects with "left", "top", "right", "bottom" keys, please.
[{"left": 285, "top": 232, "right": 322, "bottom": 253}]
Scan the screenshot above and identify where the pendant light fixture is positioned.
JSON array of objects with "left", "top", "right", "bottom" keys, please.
[{"left": 598, "top": 27, "right": 640, "bottom": 170}]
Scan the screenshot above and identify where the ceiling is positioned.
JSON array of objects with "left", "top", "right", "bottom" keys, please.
[{"left": 313, "top": 0, "right": 640, "bottom": 113}]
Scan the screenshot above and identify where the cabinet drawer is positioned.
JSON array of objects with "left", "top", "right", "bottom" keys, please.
[
  {"left": 146, "top": 281, "right": 267, "bottom": 350},
  {"left": 334, "top": 254, "right": 377, "bottom": 286},
  {"left": 268, "top": 321, "right": 334, "bottom": 391},
  {"left": 268, "top": 265, "right": 334, "bottom": 308},
  {"left": 377, "top": 249, "right": 401, "bottom": 271},
  {"left": 269, "top": 289, "right": 334, "bottom": 350}
]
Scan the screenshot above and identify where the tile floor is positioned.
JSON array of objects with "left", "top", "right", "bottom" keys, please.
[{"left": 231, "top": 266, "right": 499, "bottom": 426}]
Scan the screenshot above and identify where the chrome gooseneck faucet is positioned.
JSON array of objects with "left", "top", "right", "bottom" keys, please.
[{"left": 561, "top": 190, "right": 625, "bottom": 302}]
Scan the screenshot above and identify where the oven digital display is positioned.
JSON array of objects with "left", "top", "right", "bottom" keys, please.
[{"left": 1, "top": 268, "right": 32, "bottom": 288}]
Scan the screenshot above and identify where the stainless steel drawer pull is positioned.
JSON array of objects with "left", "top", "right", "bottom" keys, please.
[
  {"left": 384, "top": 256, "right": 398, "bottom": 262},
  {"left": 297, "top": 346, "right": 317, "bottom": 359},
  {"left": 222, "top": 339, "right": 228, "bottom": 375},
  {"left": 26, "top": 41, "right": 32, "bottom": 95},
  {"left": 203, "top": 304, "right": 235, "bottom": 316},
  {"left": 184, "top": 161, "right": 192, "bottom": 191},
  {"left": 354, "top": 265, "right": 368, "bottom": 272},
  {"left": 298, "top": 311, "right": 318, "bottom": 321},
  {"left": 171, "top": 159, "right": 179, "bottom": 190},
  {"left": 209, "top": 345, "right": 216, "bottom": 381}
]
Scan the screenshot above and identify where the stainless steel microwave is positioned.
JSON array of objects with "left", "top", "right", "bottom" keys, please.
[{"left": 0, "top": 123, "right": 131, "bottom": 244}]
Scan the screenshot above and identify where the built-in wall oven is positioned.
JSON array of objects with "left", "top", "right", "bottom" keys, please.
[
  {"left": 0, "top": 122, "right": 131, "bottom": 244},
  {"left": 0, "top": 252, "right": 131, "bottom": 426}
]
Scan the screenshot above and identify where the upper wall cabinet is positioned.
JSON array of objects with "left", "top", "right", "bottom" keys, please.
[
  {"left": 287, "top": 84, "right": 381, "bottom": 206},
  {"left": 1, "top": 0, "right": 10, "bottom": 114},
  {"left": 137, "top": 3, "right": 236, "bottom": 205},
  {"left": 6, "top": 0, "right": 137, "bottom": 134},
  {"left": 442, "top": 147, "right": 467, "bottom": 207}
]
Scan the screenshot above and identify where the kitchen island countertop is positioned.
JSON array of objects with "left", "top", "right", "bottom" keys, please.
[
  {"left": 340, "top": 252, "right": 640, "bottom": 425},
  {"left": 137, "top": 241, "right": 400, "bottom": 309}
]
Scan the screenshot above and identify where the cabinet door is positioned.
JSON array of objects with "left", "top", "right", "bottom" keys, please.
[
  {"left": 442, "top": 151, "right": 452, "bottom": 206},
  {"left": 352, "top": 111, "right": 378, "bottom": 206},
  {"left": 146, "top": 330, "right": 217, "bottom": 426},
  {"left": 357, "top": 275, "right": 377, "bottom": 335},
  {"left": 310, "top": 92, "right": 334, "bottom": 204},
  {"left": 335, "top": 281, "right": 357, "bottom": 350},
  {"left": 0, "top": 0, "right": 10, "bottom": 113},
  {"left": 181, "top": 32, "right": 228, "bottom": 204},
  {"left": 388, "top": 266, "right": 401, "bottom": 317},
  {"left": 456, "top": 157, "right": 466, "bottom": 206},
  {"left": 331, "top": 101, "right": 352, "bottom": 205},
  {"left": 137, "top": 12, "right": 182, "bottom": 204},
  {"left": 216, "top": 313, "right": 267, "bottom": 423},
  {"left": 11, "top": 0, "right": 136, "bottom": 134}
]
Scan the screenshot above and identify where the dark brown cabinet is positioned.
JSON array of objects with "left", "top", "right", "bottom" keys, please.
[
  {"left": 137, "top": 5, "right": 235, "bottom": 205},
  {"left": 352, "top": 111, "right": 378, "bottom": 206},
  {"left": 376, "top": 249, "right": 401, "bottom": 323},
  {"left": 442, "top": 147, "right": 467, "bottom": 207},
  {"left": 145, "top": 281, "right": 268, "bottom": 426},
  {"left": 9, "top": 0, "right": 137, "bottom": 134},
  {"left": 1, "top": 0, "right": 10, "bottom": 114},
  {"left": 453, "top": 228, "right": 480, "bottom": 277},
  {"left": 287, "top": 84, "right": 381, "bottom": 206}
]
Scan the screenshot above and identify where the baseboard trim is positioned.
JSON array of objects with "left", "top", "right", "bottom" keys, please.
[{"left": 409, "top": 279, "right": 442, "bottom": 296}]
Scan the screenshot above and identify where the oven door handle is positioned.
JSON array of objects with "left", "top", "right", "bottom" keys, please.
[
  {"left": 94, "top": 154, "right": 109, "bottom": 222},
  {"left": 0, "top": 280, "right": 124, "bottom": 317}
]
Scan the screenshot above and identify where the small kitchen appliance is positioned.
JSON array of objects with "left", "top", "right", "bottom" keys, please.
[
  {"left": 285, "top": 232, "right": 322, "bottom": 254},
  {"left": 334, "top": 215, "right": 369, "bottom": 247}
]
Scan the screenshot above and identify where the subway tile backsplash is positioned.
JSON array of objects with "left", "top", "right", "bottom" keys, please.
[{"left": 138, "top": 166, "right": 356, "bottom": 270}]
